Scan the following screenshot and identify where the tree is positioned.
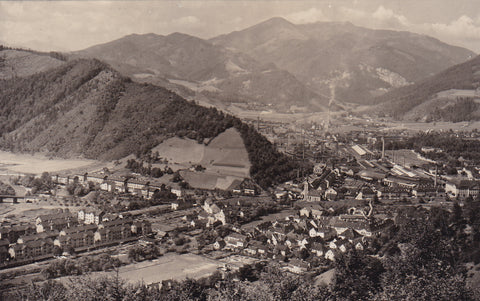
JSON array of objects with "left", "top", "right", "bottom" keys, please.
[{"left": 333, "top": 250, "right": 385, "bottom": 300}]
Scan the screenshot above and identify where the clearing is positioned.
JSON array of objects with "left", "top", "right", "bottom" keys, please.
[{"left": 152, "top": 127, "right": 250, "bottom": 189}]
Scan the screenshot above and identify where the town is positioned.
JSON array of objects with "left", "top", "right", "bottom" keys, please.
[{"left": 1, "top": 118, "right": 480, "bottom": 297}]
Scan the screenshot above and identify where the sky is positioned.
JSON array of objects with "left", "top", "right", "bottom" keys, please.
[{"left": 2, "top": 0, "right": 480, "bottom": 53}]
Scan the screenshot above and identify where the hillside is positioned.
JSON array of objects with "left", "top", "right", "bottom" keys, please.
[
  {"left": 0, "top": 56, "right": 307, "bottom": 187},
  {"left": 373, "top": 55, "right": 480, "bottom": 121},
  {"left": 0, "top": 47, "right": 66, "bottom": 79},
  {"left": 211, "top": 17, "right": 475, "bottom": 104},
  {"left": 73, "top": 32, "right": 328, "bottom": 112}
]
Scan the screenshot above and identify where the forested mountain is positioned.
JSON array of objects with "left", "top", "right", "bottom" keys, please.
[
  {"left": 211, "top": 17, "right": 475, "bottom": 104},
  {"left": 0, "top": 56, "right": 307, "bottom": 187},
  {"left": 373, "top": 55, "right": 480, "bottom": 121},
  {"left": 73, "top": 32, "right": 328, "bottom": 112}
]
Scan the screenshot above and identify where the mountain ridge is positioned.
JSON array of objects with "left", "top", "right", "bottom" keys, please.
[
  {"left": 372, "top": 54, "right": 480, "bottom": 121},
  {"left": 211, "top": 17, "right": 476, "bottom": 105},
  {"left": 73, "top": 31, "right": 329, "bottom": 112}
]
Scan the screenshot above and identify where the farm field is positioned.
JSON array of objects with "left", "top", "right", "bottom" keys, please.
[
  {"left": 153, "top": 127, "right": 250, "bottom": 189},
  {"left": 78, "top": 253, "right": 224, "bottom": 286}
]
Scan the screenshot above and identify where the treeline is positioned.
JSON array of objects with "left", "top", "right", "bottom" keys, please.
[
  {"left": 0, "top": 45, "right": 68, "bottom": 61},
  {"left": 380, "top": 131, "right": 480, "bottom": 165},
  {"left": 126, "top": 159, "right": 164, "bottom": 178},
  {"left": 127, "top": 245, "right": 161, "bottom": 262},
  {"left": 428, "top": 98, "right": 480, "bottom": 122},
  {"left": 0, "top": 181, "right": 15, "bottom": 195},
  {"left": 41, "top": 254, "right": 121, "bottom": 279}
]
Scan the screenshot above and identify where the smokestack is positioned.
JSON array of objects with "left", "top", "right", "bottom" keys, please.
[{"left": 381, "top": 137, "right": 385, "bottom": 160}]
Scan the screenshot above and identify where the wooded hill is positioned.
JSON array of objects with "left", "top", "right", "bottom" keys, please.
[
  {"left": 374, "top": 55, "right": 480, "bottom": 120},
  {"left": 0, "top": 57, "right": 308, "bottom": 187}
]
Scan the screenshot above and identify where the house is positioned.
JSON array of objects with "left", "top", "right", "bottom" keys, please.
[
  {"left": 94, "top": 225, "right": 132, "bottom": 244},
  {"left": 83, "top": 210, "right": 105, "bottom": 225},
  {"left": 225, "top": 233, "right": 247, "bottom": 249},
  {"left": 325, "top": 249, "right": 340, "bottom": 261},
  {"left": 1, "top": 224, "right": 36, "bottom": 243},
  {"left": 131, "top": 220, "right": 152, "bottom": 236},
  {"left": 86, "top": 173, "right": 108, "bottom": 185},
  {"left": 17, "top": 231, "right": 59, "bottom": 245},
  {"left": 245, "top": 241, "right": 262, "bottom": 255},
  {"left": 286, "top": 259, "right": 309, "bottom": 274},
  {"left": 107, "top": 176, "right": 128, "bottom": 193},
  {"left": 310, "top": 242, "right": 324, "bottom": 257},
  {"left": 324, "top": 187, "right": 338, "bottom": 201},
  {"left": 355, "top": 186, "right": 376, "bottom": 201},
  {"left": 36, "top": 210, "right": 77, "bottom": 232},
  {"left": 58, "top": 231, "right": 95, "bottom": 250},
  {"left": 354, "top": 241, "right": 364, "bottom": 251},
  {"left": 59, "top": 224, "right": 97, "bottom": 237},
  {"left": 213, "top": 240, "right": 226, "bottom": 250},
  {"left": 9, "top": 238, "right": 54, "bottom": 260},
  {"left": 274, "top": 244, "right": 290, "bottom": 257},
  {"left": 412, "top": 185, "right": 444, "bottom": 198},
  {"left": 170, "top": 184, "right": 183, "bottom": 198},
  {"left": 445, "top": 180, "right": 480, "bottom": 199},
  {"left": 378, "top": 186, "right": 410, "bottom": 200}
]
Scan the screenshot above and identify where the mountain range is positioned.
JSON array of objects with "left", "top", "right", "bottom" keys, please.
[
  {"left": 71, "top": 17, "right": 475, "bottom": 112},
  {"left": 73, "top": 32, "right": 328, "bottom": 112},
  {"left": 211, "top": 17, "right": 475, "bottom": 105}
]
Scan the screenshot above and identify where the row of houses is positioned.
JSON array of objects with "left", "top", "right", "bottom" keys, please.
[
  {"left": 445, "top": 180, "right": 480, "bottom": 199},
  {"left": 53, "top": 173, "right": 184, "bottom": 199},
  {"left": 2, "top": 215, "right": 151, "bottom": 264}
]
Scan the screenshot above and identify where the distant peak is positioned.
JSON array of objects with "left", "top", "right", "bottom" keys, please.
[{"left": 259, "top": 17, "right": 295, "bottom": 27}]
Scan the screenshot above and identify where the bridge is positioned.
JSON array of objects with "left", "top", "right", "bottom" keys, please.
[{"left": 0, "top": 195, "right": 25, "bottom": 203}]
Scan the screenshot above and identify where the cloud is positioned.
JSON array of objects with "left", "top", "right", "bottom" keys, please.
[
  {"left": 428, "top": 15, "right": 480, "bottom": 39},
  {"left": 372, "top": 6, "right": 410, "bottom": 28},
  {"left": 286, "top": 7, "right": 328, "bottom": 24}
]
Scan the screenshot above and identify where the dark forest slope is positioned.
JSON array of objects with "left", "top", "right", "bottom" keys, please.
[{"left": 0, "top": 58, "right": 307, "bottom": 187}]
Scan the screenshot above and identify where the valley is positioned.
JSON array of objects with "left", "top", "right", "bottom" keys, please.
[{"left": 2, "top": 6, "right": 480, "bottom": 300}]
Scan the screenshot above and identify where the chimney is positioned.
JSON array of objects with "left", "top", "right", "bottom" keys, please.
[{"left": 381, "top": 137, "right": 385, "bottom": 160}]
